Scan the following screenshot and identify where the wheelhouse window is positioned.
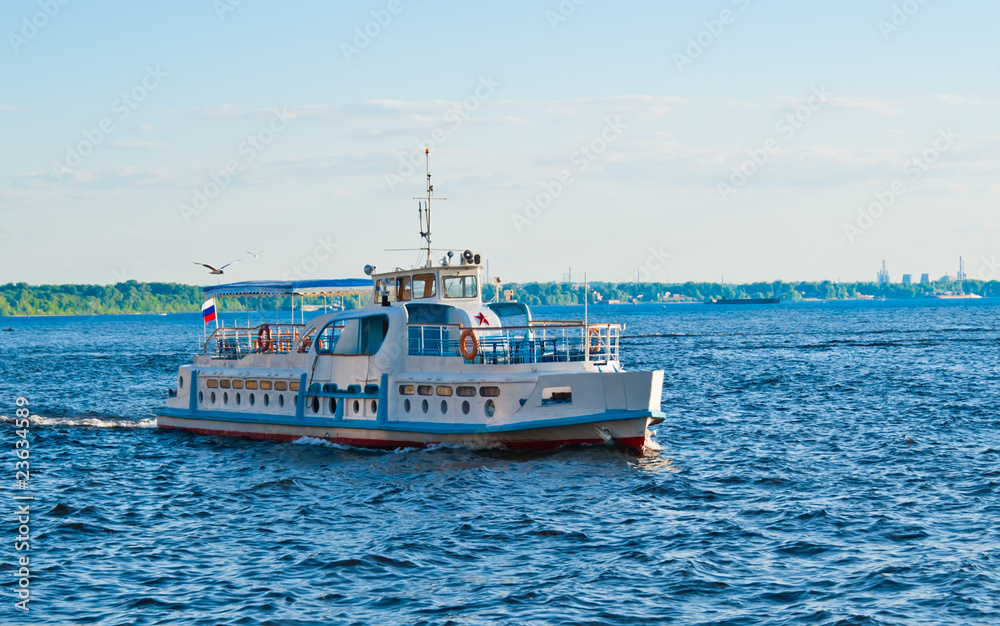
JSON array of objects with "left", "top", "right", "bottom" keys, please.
[
  {"left": 397, "top": 276, "right": 411, "bottom": 301},
  {"left": 375, "top": 278, "right": 396, "bottom": 303},
  {"left": 443, "top": 275, "right": 478, "bottom": 299},
  {"left": 412, "top": 274, "right": 437, "bottom": 299}
]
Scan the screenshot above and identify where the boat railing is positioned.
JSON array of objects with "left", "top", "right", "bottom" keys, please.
[
  {"left": 407, "top": 322, "right": 620, "bottom": 365},
  {"left": 203, "top": 323, "right": 305, "bottom": 359}
]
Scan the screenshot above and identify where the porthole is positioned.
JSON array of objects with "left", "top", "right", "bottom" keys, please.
[
  {"left": 211, "top": 391, "right": 216, "bottom": 403},
  {"left": 353, "top": 400, "right": 360, "bottom": 414},
  {"left": 480, "top": 386, "right": 500, "bottom": 398},
  {"left": 311, "top": 397, "right": 320, "bottom": 413},
  {"left": 330, "top": 397, "right": 338, "bottom": 414},
  {"left": 485, "top": 399, "right": 495, "bottom": 417},
  {"left": 456, "top": 386, "right": 476, "bottom": 397},
  {"left": 399, "top": 385, "right": 415, "bottom": 395},
  {"left": 293, "top": 395, "right": 298, "bottom": 406},
  {"left": 223, "top": 392, "right": 229, "bottom": 405},
  {"left": 245, "top": 380, "right": 258, "bottom": 390},
  {"left": 278, "top": 394, "right": 285, "bottom": 407},
  {"left": 274, "top": 381, "right": 288, "bottom": 391},
  {"left": 220, "top": 380, "right": 231, "bottom": 389},
  {"left": 232, "top": 380, "right": 244, "bottom": 390},
  {"left": 290, "top": 382, "right": 300, "bottom": 392},
  {"left": 436, "top": 386, "right": 453, "bottom": 396},
  {"left": 371, "top": 400, "right": 378, "bottom": 413},
  {"left": 440, "top": 400, "right": 448, "bottom": 414},
  {"left": 404, "top": 399, "right": 411, "bottom": 412},
  {"left": 264, "top": 394, "right": 270, "bottom": 406},
  {"left": 179, "top": 376, "right": 184, "bottom": 389},
  {"left": 462, "top": 400, "right": 470, "bottom": 415},
  {"left": 207, "top": 379, "right": 218, "bottom": 389},
  {"left": 249, "top": 393, "right": 255, "bottom": 406},
  {"left": 421, "top": 399, "right": 429, "bottom": 413},
  {"left": 235, "top": 392, "right": 241, "bottom": 406},
  {"left": 198, "top": 391, "right": 204, "bottom": 403},
  {"left": 417, "top": 385, "right": 433, "bottom": 396},
  {"left": 260, "top": 380, "right": 273, "bottom": 390}
]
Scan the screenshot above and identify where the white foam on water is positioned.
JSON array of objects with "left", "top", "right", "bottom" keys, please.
[
  {"left": 291, "top": 436, "right": 351, "bottom": 450},
  {"left": 0, "top": 414, "right": 158, "bottom": 429}
]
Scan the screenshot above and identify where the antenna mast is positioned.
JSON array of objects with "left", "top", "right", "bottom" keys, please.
[{"left": 413, "top": 148, "right": 446, "bottom": 268}]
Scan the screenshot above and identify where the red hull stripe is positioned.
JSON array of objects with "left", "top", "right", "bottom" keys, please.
[{"left": 156, "top": 424, "right": 646, "bottom": 453}]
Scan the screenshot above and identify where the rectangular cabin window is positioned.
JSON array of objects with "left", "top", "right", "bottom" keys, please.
[
  {"left": 399, "top": 385, "right": 415, "bottom": 395},
  {"left": 259, "top": 380, "right": 272, "bottom": 390},
  {"left": 274, "top": 381, "right": 288, "bottom": 391},
  {"left": 245, "top": 380, "right": 259, "bottom": 390},
  {"left": 417, "top": 385, "right": 433, "bottom": 396},
  {"left": 206, "top": 379, "right": 219, "bottom": 389},
  {"left": 232, "top": 380, "right": 244, "bottom": 389},
  {"left": 456, "top": 386, "right": 476, "bottom": 397},
  {"left": 541, "top": 386, "right": 573, "bottom": 405},
  {"left": 412, "top": 274, "right": 437, "bottom": 299},
  {"left": 443, "top": 275, "right": 478, "bottom": 299},
  {"left": 479, "top": 386, "right": 500, "bottom": 397},
  {"left": 290, "top": 382, "right": 300, "bottom": 391},
  {"left": 397, "top": 276, "right": 411, "bottom": 301},
  {"left": 220, "top": 379, "right": 231, "bottom": 389},
  {"left": 436, "top": 386, "right": 453, "bottom": 397}
]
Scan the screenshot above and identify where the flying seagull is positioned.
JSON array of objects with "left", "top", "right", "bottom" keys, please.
[
  {"left": 246, "top": 250, "right": 264, "bottom": 258},
  {"left": 192, "top": 260, "right": 241, "bottom": 275}
]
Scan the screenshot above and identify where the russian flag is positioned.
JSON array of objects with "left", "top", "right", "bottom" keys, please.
[{"left": 201, "top": 298, "right": 217, "bottom": 324}]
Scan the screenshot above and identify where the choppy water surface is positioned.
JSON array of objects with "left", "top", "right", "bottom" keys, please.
[{"left": 2, "top": 300, "right": 999, "bottom": 625}]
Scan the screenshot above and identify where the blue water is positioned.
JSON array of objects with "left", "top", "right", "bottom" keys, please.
[{"left": 2, "top": 300, "right": 999, "bottom": 625}]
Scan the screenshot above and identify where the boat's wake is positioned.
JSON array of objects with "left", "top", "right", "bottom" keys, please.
[{"left": 0, "top": 414, "right": 157, "bottom": 429}]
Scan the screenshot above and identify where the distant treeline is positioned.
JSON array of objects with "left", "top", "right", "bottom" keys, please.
[
  {"left": 1, "top": 279, "right": 998, "bottom": 316},
  {"left": 496, "top": 279, "right": 1000, "bottom": 306},
  {"left": 0, "top": 282, "right": 366, "bottom": 316}
]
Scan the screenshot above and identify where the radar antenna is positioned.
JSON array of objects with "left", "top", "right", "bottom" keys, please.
[{"left": 413, "top": 148, "right": 446, "bottom": 268}]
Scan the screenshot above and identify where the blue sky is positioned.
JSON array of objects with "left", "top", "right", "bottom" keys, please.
[{"left": 2, "top": 0, "right": 998, "bottom": 286}]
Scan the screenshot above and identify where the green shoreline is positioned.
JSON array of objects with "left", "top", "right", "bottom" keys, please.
[{"left": 1, "top": 279, "right": 998, "bottom": 317}]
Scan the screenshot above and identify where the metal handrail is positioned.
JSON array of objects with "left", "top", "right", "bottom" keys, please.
[
  {"left": 406, "top": 322, "right": 619, "bottom": 364},
  {"left": 203, "top": 323, "right": 305, "bottom": 358}
]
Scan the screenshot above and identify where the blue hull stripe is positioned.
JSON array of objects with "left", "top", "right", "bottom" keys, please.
[{"left": 153, "top": 406, "right": 665, "bottom": 435}]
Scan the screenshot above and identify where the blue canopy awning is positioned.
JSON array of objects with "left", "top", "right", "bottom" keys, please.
[{"left": 203, "top": 278, "right": 372, "bottom": 297}]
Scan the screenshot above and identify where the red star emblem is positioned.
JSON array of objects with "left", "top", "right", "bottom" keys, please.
[{"left": 475, "top": 312, "right": 490, "bottom": 326}]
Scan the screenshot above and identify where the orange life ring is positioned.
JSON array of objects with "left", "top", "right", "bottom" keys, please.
[
  {"left": 459, "top": 329, "right": 479, "bottom": 361},
  {"left": 588, "top": 327, "right": 601, "bottom": 353},
  {"left": 258, "top": 324, "right": 273, "bottom": 353}
]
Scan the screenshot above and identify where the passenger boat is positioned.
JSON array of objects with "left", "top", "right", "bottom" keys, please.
[{"left": 155, "top": 155, "right": 665, "bottom": 453}]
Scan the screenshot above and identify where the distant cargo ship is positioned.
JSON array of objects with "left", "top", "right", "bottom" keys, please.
[{"left": 707, "top": 298, "right": 780, "bottom": 305}]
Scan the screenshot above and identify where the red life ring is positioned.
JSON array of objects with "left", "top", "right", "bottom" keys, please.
[
  {"left": 459, "top": 329, "right": 479, "bottom": 361},
  {"left": 258, "top": 324, "right": 273, "bottom": 352}
]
